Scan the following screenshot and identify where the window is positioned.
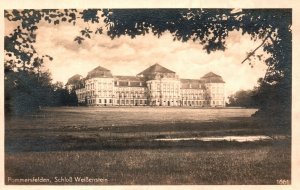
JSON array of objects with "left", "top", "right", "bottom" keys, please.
[
  {"left": 109, "top": 99, "right": 112, "bottom": 103},
  {"left": 99, "top": 99, "right": 101, "bottom": 103}
]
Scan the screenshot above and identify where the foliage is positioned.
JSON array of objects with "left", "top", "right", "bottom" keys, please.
[
  {"left": 4, "top": 9, "right": 83, "bottom": 115},
  {"left": 4, "top": 70, "right": 78, "bottom": 115},
  {"left": 4, "top": 9, "right": 79, "bottom": 71},
  {"left": 5, "top": 70, "right": 51, "bottom": 115},
  {"left": 227, "top": 90, "right": 258, "bottom": 108},
  {"left": 50, "top": 82, "right": 78, "bottom": 107},
  {"left": 203, "top": 85, "right": 212, "bottom": 106}
]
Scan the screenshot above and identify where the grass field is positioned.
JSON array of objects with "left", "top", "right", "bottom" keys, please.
[{"left": 5, "top": 107, "right": 291, "bottom": 185}]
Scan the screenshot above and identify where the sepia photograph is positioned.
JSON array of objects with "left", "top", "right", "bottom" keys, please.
[{"left": 2, "top": 1, "right": 296, "bottom": 188}]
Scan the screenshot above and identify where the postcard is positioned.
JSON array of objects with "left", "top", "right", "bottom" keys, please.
[{"left": 1, "top": 0, "right": 299, "bottom": 189}]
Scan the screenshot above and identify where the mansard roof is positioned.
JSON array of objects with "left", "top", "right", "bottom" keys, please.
[
  {"left": 114, "top": 76, "right": 147, "bottom": 87},
  {"left": 66, "top": 74, "right": 83, "bottom": 85},
  {"left": 137, "top": 63, "right": 175, "bottom": 76},
  {"left": 200, "top": 72, "right": 225, "bottom": 83},
  {"left": 114, "top": 75, "right": 144, "bottom": 81},
  {"left": 180, "top": 79, "right": 205, "bottom": 89},
  {"left": 86, "top": 66, "right": 113, "bottom": 79}
]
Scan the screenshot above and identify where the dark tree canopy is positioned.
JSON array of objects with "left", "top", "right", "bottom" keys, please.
[
  {"left": 227, "top": 90, "right": 258, "bottom": 108},
  {"left": 4, "top": 9, "right": 292, "bottom": 128},
  {"left": 5, "top": 9, "right": 292, "bottom": 73},
  {"left": 101, "top": 9, "right": 291, "bottom": 84}
]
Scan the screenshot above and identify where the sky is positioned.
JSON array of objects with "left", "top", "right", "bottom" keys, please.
[{"left": 5, "top": 14, "right": 268, "bottom": 96}]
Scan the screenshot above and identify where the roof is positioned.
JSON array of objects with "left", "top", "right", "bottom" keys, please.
[
  {"left": 201, "top": 72, "right": 221, "bottom": 78},
  {"left": 114, "top": 76, "right": 144, "bottom": 81},
  {"left": 180, "top": 79, "right": 205, "bottom": 89},
  {"left": 66, "top": 74, "right": 83, "bottom": 85},
  {"left": 200, "top": 72, "right": 225, "bottom": 83},
  {"left": 86, "top": 66, "right": 113, "bottom": 79},
  {"left": 137, "top": 63, "right": 175, "bottom": 76},
  {"left": 114, "top": 75, "right": 146, "bottom": 87}
]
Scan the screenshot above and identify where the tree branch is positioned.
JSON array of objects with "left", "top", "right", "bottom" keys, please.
[
  {"left": 268, "top": 34, "right": 276, "bottom": 45},
  {"left": 241, "top": 34, "right": 272, "bottom": 64}
]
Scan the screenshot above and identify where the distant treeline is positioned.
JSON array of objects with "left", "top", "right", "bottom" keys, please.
[
  {"left": 5, "top": 70, "right": 78, "bottom": 116},
  {"left": 227, "top": 90, "right": 259, "bottom": 108},
  {"left": 226, "top": 78, "right": 291, "bottom": 131}
]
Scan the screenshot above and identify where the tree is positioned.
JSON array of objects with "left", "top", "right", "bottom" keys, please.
[
  {"left": 227, "top": 90, "right": 257, "bottom": 108},
  {"left": 4, "top": 10, "right": 82, "bottom": 114},
  {"left": 49, "top": 85, "right": 78, "bottom": 106},
  {"left": 4, "top": 9, "right": 291, "bottom": 127},
  {"left": 5, "top": 70, "right": 53, "bottom": 115},
  {"left": 202, "top": 85, "right": 212, "bottom": 107}
]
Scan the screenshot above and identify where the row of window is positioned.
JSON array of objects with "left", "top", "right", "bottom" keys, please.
[
  {"left": 117, "top": 99, "right": 147, "bottom": 105},
  {"left": 183, "top": 90, "right": 207, "bottom": 94},
  {"left": 82, "top": 85, "right": 223, "bottom": 93},
  {"left": 181, "top": 93, "right": 204, "bottom": 96},
  {"left": 78, "top": 93, "right": 224, "bottom": 100},
  {"left": 149, "top": 100, "right": 210, "bottom": 105},
  {"left": 87, "top": 99, "right": 113, "bottom": 104},
  {"left": 115, "top": 81, "right": 144, "bottom": 87},
  {"left": 150, "top": 100, "right": 224, "bottom": 106},
  {"left": 149, "top": 83, "right": 180, "bottom": 90},
  {"left": 116, "top": 92, "right": 146, "bottom": 96},
  {"left": 117, "top": 94, "right": 147, "bottom": 98},
  {"left": 78, "top": 93, "right": 147, "bottom": 99},
  {"left": 150, "top": 90, "right": 180, "bottom": 93},
  {"left": 116, "top": 88, "right": 146, "bottom": 92},
  {"left": 87, "top": 99, "right": 148, "bottom": 105},
  {"left": 181, "top": 95, "right": 204, "bottom": 99},
  {"left": 86, "top": 99, "right": 224, "bottom": 106},
  {"left": 149, "top": 93, "right": 205, "bottom": 98},
  {"left": 155, "top": 97, "right": 207, "bottom": 101},
  {"left": 85, "top": 82, "right": 114, "bottom": 90},
  {"left": 80, "top": 94, "right": 223, "bottom": 100}
]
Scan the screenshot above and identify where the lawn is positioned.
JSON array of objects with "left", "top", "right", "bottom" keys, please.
[
  {"left": 5, "top": 107, "right": 291, "bottom": 185},
  {"left": 5, "top": 142, "right": 290, "bottom": 185}
]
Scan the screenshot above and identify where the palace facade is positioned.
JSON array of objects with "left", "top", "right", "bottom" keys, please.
[{"left": 66, "top": 63, "right": 226, "bottom": 107}]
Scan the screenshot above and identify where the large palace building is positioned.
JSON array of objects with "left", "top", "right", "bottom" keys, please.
[{"left": 66, "top": 63, "right": 226, "bottom": 107}]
